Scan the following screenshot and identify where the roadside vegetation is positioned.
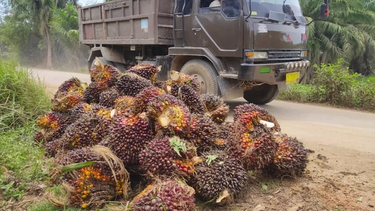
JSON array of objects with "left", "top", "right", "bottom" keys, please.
[
  {"left": 0, "top": 59, "right": 52, "bottom": 209},
  {"left": 278, "top": 60, "right": 375, "bottom": 112}
]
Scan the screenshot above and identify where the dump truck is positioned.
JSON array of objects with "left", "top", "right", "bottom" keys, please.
[{"left": 78, "top": 0, "right": 329, "bottom": 104}]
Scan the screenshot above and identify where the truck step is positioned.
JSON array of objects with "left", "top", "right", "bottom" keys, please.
[{"left": 220, "top": 74, "right": 238, "bottom": 79}]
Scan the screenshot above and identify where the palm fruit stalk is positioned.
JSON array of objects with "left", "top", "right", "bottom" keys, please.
[
  {"left": 113, "top": 96, "right": 137, "bottom": 115},
  {"left": 34, "top": 112, "right": 73, "bottom": 143},
  {"left": 264, "top": 134, "right": 309, "bottom": 177},
  {"left": 139, "top": 136, "right": 197, "bottom": 177},
  {"left": 233, "top": 103, "right": 281, "bottom": 132},
  {"left": 165, "top": 70, "right": 200, "bottom": 93},
  {"left": 52, "top": 91, "right": 83, "bottom": 113},
  {"left": 116, "top": 73, "right": 153, "bottom": 97},
  {"left": 189, "top": 150, "right": 247, "bottom": 205},
  {"left": 54, "top": 77, "right": 87, "bottom": 98},
  {"left": 90, "top": 59, "right": 121, "bottom": 87},
  {"left": 99, "top": 113, "right": 154, "bottom": 165},
  {"left": 171, "top": 83, "right": 205, "bottom": 115},
  {"left": 188, "top": 114, "right": 220, "bottom": 153},
  {"left": 99, "top": 89, "right": 120, "bottom": 108},
  {"left": 52, "top": 146, "right": 129, "bottom": 209},
  {"left": 130, "top": 178, "right": 195, "bottom": 211},
  {"left": 146, "top": 94, "right": 190, "bottom": 137},
  {"left": 200, "top": 94, "right": 229, "bottom": 124},
  {"left": 83, "top": 82, "right": 108, "bottom": 104},
  {"left": 228, "top": 111, "right": 277, "bottom": 170},
  {"left": 128, "top": 63, "right": 161, "bottom": 83}
]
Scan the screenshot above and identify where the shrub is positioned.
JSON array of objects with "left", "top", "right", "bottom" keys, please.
[{"left": 310, "top": 59, "right": 360, "bottom": 106}]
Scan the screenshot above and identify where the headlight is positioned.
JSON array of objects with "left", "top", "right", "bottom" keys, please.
[
  {"left": 246, "top": 52, "right": 268, "bottom": 59},
  {"left": 300, "top": 50, "right": 308, "bottom": 57}
]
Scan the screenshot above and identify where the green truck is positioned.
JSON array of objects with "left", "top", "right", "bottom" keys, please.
[{"left": 78, "top": 0, "right": 329, "bottom": 104}]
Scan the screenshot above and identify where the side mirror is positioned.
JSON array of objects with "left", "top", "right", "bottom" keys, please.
[{"left": 320, "top": 4, "right": 329, "bottom": 20}]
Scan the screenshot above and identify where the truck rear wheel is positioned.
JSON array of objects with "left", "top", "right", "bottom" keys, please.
[
  {"left": 243, "top": 84, "right": 279, "bottom": 105},
  {"left": 180, "top": 59, "right": 219, "bottom": 95}
]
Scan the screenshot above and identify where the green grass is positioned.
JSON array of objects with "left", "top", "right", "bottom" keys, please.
[
  {"left": 0, "top": 59, "right": 51, "bottom": 132},
  {"left": 0, "top": 58, "right": 52, "bottom": 208},
  {"left": 0, "top": 123, "right": 50, "bottom": 201}
]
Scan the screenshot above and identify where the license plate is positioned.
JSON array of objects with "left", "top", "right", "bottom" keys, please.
[{"left": 286, "top": 72, "right": 300, "bottom": 85}]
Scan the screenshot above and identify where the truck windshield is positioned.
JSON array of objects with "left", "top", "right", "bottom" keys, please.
[{"left": 248, "top": 0, "right": 303, "bottom": 18}]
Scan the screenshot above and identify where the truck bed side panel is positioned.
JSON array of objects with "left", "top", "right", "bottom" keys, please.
[{"left": 79, "top": 0, "right": 174, "bottom": 46}]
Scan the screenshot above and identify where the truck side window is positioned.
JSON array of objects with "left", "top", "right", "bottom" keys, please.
[
  {"left": 199, "top": 0, "right": 220, "bottom": 14},
  {"left": 222, "top": 0, "right": 241, "bottom": 18},
  {"left": 176, "top": 0, "right": 193, "bottom": 15}
]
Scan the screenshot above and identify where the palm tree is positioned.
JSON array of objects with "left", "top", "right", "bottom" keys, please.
[
  {"left": 50, "top": 2, "right": 86, "bottom": 68},
  {"left": 300, "top": 0, "right": 375, "bottom": 82}
]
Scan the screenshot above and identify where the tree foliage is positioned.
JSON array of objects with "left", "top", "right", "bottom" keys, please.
[{"left": 301, "top": 0, "right": 375, "bottom": 82}]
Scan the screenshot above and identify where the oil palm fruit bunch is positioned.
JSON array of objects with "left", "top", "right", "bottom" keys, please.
[
  {"left": 54, "top": 146, "right": 129, "bottom": 209},
  {"left": 35, "top": 112, "right": 73, "bottom": 143},
  {"left": 171, "top": 83, "right": 205, "bottom": 115},
  {"left": 45, "top": 138, "right": 64, "bottom": 157},
  {"left": 54, "top": 77, "right": 87, "bottom": 98},
  {"left": 128, "top": 63, "right": 161, "bottom": 83},
  {"left": 100, "top": 113, "right": 154, "bottom": 164},
  {"left": 189, "top": 150, "right": 247, "bottom": 204},
  {"left": 200, "top": 94, "right": 229, "bottom": 124},
  {"left": 83, "top": 82, "right": 108, "bottom": 104},
  {"left": 265, "top": 133, "right": 309, "bottom": 177},
  {"left": 99, "top": 89, "right": 120, "bottom": 108},
  {"left": 58, "top": 114, "right": 102, "bottom": 151},
  {"left": 166, "top": 70, "right": 200, "bottom": 93},
  {"left": 130, "top": 178, "right": 195, "bottom": 211},
  {"left": 233, "top": 103, "right": 281, "bottom": 131},
  {"left": 52, "top": 92, "right": 83, "bottom": 113},
  {"left": 90, "top": 59, "right": 121, "bottom": 87},
  {"left": 132, "top": 87, "right": 166, "bottom": 115},
  {"left": 139, "top": 136, "right": 197, "bottom": 177},
  {"left": 147, "top": 94, "right": 190, "bottom": 136},
  {"left": 228, "top": 111, "right": 277, "bottom": 170},
  {"left": 69, "top": 102, "right": 94, "bottom": 122},
  {"left": 116, "top": 73, "right": 153, "bottom": 97},
  {"left": 188, "top": 114, "right": 219, "bottom": 153}
]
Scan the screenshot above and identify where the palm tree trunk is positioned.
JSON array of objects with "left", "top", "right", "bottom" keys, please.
[{"left": 46, "top": 27, "right": 52, "bottom": 69}]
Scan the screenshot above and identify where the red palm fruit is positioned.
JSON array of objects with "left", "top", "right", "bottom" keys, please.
[
  {"left": 130, "top": 178, "right": 195, "bottom": 211},
  {"left": 128, "top": 63, "right": 161, "bottom": 83}
]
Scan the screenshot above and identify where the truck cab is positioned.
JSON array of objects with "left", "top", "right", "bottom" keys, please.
[{"left": 79, "top": 0, "right": 329, "bottom": 104}]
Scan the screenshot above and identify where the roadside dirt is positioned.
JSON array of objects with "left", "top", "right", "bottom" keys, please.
[{"left": 2, "top": 69, "right": 374, "bottom": 211}]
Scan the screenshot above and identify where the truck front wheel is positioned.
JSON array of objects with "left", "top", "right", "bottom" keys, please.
[
  {"left": 243, "top": 84, "right": 279, "bottom": 105},
  {"left": 180, "top": 59, "right": 219, "bottom": 95}
]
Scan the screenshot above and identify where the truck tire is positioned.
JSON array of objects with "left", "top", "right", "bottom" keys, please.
[
  {"left": 180, "top": 59, "right": 219, "bottom": 95},
  {"left": 243, "top": 84, "right": 279, "bottom": 105}
]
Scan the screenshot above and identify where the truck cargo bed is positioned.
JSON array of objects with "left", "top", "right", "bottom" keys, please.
[{"left": 78, "top": 0, "right": 175, "bottom": 46}]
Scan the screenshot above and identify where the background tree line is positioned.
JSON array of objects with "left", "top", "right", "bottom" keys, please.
[{"left": 0, "top": 0, "right": 375, "bottom": 80}]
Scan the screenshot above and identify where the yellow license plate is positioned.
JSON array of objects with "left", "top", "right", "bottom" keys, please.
[{"left": 286, "top": 72, "right": 300, "bottom": 85}]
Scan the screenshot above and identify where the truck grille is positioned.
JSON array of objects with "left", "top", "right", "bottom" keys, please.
[{"left": 268, "top": 51, "right": 300, "bottom": 59}]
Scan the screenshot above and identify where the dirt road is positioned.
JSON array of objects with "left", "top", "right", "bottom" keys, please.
[{"left": 34, "top": 68, "right": 375, "bottom": 210}]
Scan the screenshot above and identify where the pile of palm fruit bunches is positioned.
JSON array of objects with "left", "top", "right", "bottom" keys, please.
[{"left": 34, "top": 58, "right": 310, "bottom": 210}]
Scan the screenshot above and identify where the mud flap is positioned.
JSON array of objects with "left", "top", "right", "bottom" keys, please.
[{"left": 217, "top": 76, "right": 244, "bottom": 100}]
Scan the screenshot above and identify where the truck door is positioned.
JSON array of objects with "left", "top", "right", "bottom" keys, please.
[{"left": 192, "top": 0, "right": 244, "bottom": 57}]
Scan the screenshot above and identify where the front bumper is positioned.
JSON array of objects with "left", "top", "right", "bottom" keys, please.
[{"left": 238, "top": 60, "right": 309, "bottom": 85}]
